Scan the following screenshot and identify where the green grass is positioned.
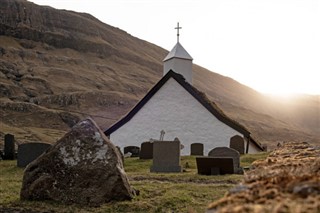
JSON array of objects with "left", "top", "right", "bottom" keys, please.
[
  {"left": 0, "top": 154, "right": 268, "bottom": 212},
  {"left": 0, "top": 160, "right": 24, "bottom": 204},
  {"left": 240, "top": 152, "right": 270, "bottom": 168}
]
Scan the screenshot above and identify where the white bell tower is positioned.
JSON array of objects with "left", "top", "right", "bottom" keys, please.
[{"left": 163, "top": 23, "right": 193, "bottom": 85}]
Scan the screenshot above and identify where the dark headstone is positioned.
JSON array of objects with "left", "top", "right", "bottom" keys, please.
[
  {"left": 140, "top": 141, "right": 153, "bottom": 159},
  {"left": 208, "top": 147, "right": 241, "bottom": 174},
  {"left": 4, "top": 134, "right": 15, "bottom": 160},
  {"left": 230, "top": 135, "right": 245, "bottom": 154},
  {"left": 211, "top": 167, "right": 220, "bottom": 175},
  {"left": 196, "top": 157, "right": 234, "bottom": 175},
  {"left": 20, "top": 118, "right": 134, "bottom": 206},
  {"left": 190, "top": 143, "right": 204, "bottom": 156},
  {"left": 17, "top": 143, "right": 52, "bottom": 167},
  {"left": 0, "top": 150, "right": 4, "bottom": 160},
  {"left": 150, "top": 140, "right": 182, "bottom": 173},
  {"left": 124, "top": 146, "right": 140, "bottom": 157}
]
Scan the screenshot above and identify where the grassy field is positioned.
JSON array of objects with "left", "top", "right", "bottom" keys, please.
[{"left": 0, "top": 153, "right": 269, "bottom": 213}]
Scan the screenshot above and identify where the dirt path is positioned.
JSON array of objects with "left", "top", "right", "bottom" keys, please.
[{"left": 130, "top": 175, "right": 240, "bottom": 185}]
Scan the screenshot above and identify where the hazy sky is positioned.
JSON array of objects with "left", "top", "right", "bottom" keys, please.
[{"left": 30, "top": 0, "right": 320, "bottom": 95}]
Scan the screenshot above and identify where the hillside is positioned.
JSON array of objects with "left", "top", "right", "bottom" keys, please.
[{"left": 0, "top": 0, "right": 319, "bottom": 149}]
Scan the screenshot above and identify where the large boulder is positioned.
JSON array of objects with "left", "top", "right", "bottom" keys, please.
[{"left": 20, "top": 118, "right": 134, "bottom": 206}]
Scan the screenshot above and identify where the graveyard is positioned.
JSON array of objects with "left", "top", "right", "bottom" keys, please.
[
  {"left": 1, "top": 126, "right": 319, "bottom": 213},
  {"left": 0, "top": 2, "right": 319, "bottom": 212},
  {"left": 0, "top": 152, "right": 268, "bottom": 212}
]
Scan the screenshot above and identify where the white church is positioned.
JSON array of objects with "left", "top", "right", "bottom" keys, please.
[{"left": 104, "top": 27, "right": 263, "bottom": 155}]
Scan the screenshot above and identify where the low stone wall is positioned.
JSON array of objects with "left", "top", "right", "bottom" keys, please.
[{"left": 207, "top": 141, "right": 320, "bottom": 213}]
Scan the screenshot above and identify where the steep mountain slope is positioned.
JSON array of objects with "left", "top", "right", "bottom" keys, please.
[
  {"left": 193, "top": 66, "right": 319, "bottom": 146},
  {"left": 0, "top": 0, "right": 318, "bottom": 149}
]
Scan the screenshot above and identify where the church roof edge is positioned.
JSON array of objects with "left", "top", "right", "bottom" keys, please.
[{"left": 104, "top": 70, "right": 264, "bottom": 151}]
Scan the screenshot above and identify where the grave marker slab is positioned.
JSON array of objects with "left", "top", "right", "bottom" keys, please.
[
  {"left": 123, "top": 146, "right": 140, "bottom": 157},
  {"left": 190, "top": 143, "right": 204, "bottom": 156},
  {"left": 17, "top": 143, "right": 52, "bottom": 167},
  {"left": 4, "top": 134, "right": 15, "bottom": 160},
  {"left": 140, "top": 141, "right": 153, "bottom": 159},
  {"left": 150, "top": 140, "right": 181, "bottom": 173},
  {"left": 230, "top": 135, "right": 245, "bottom": 154},
  {"left": 196, "top": 157, "right": 234, "bottom": 175},
  {"left": 208, "top": 147, "right": 241, "bottom": 174}
]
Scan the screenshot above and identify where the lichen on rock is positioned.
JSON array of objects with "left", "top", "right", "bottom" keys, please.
[{"left": 20, "top": 118, "right": 134, "bottom": 206}]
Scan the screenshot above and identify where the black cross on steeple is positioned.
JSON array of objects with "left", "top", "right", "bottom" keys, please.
[{"left": 175, "top": 22, "right": 182, "bottom": 42}]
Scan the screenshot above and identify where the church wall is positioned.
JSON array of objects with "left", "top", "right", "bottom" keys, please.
[
  {"left": 110, "top": 78, "right": 247, "bottom": 155},
  {"left": 163, "top": 59, "right": 193, "bottom": 84}
]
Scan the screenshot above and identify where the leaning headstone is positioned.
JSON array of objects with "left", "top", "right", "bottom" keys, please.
[
  {"left": 4, "top": 134, "right": 15, "bottom": 160},
  {"left": 140, "top": 141, "right": 153, "bottom": 159},
  {"left": 124, "top": 146, "right": 140, "bottom": 157},
  {"left": 190, "top": 143, "right": 204, "bottom": 156},
  {"left": 230, "top": 135, "right": 245, "bottom": 154},
  {"left": 208, "top": 147, "right": 241, "bottom": 174},
  {"left": 20, "top": 118, "right": 134, "bottom": 206},
  {"left": 196, "top": 157, "right": 234, "bottom": 175},
  {"left": 17, "top": 143, "right": 52, "bottom": 167},
  {"left": 150, "top": 140, "right": 182, "bottom": 173}
]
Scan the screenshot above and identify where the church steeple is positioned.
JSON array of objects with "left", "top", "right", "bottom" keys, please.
[{"left": 163, "top": 23, "right": 193, "bottom": 85}]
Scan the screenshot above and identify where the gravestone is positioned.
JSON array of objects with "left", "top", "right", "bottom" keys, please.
[
  {"left": 196, "top": 157, "right": 234, "bottom": 175},
  {"left": 4, "top": 134, "right": 15, "bottom": 160},
  {"left": 17, "top": 143, "right": 52, "bottom": 167},
  {"left": 230, "top": 135, "right": 245, "bottom": 154},
  {"left": 150, "top": 140, "right": 182, "bottom": 173},
  {"left": 208, "top": 147, "right": 241, "bottom": 174},
  {"left": 124, "top": 146, "right": 140, "bottom": 157},
  {"left": 139, "top": 141, "right": 153, "bottom": 159},
  {"left": 190, "top": 143, "right": 204, "bottom": 156},
  {"left": 20, "top": 118, "right": 134, "bottom": 206},
  {"left": 0, "top": 150, "right": 3, "bottom": 160}
]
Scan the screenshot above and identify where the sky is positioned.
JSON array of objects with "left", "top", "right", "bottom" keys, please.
[{"left": 30, "top": 0, "right": 320, "bottom": 95}]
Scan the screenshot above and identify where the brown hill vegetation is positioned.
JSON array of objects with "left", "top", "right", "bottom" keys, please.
[
  {"left": 0, "top": 0, "right": 319, "bottom": 148},
  {"left": 207, "top": 141, "right": 320, "bottom": 212}
]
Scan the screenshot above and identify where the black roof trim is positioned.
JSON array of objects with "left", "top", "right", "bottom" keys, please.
[{"left": 104, "top": 70, "right": 263, "bottom": 150}]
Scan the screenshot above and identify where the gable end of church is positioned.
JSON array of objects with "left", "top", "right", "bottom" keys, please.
[
  {"left": 104, "top": 70, "right": 264, "bottom": 152},
  {"left": 106, "top": 70, "right": 246, "bottom": 136}
]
